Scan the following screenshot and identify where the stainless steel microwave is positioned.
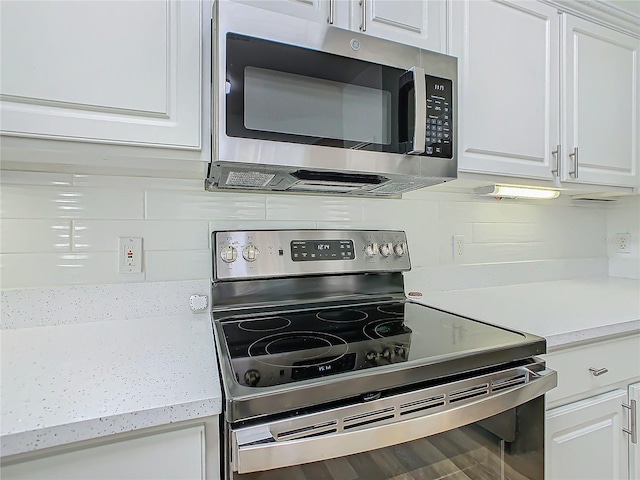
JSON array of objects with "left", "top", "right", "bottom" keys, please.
[{"left": 206, "top": 1, "right": 458, "bottom": 197}]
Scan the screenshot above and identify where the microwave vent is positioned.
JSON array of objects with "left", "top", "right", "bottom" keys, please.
[
  {"left": 369, "top": 182, "right": 430, "bottom": 195},
  {"left": 226, "top": 171, "right": 276, "bottom": 188}
]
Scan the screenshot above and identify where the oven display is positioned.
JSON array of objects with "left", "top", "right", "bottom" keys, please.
[
  {"left": 291, "top": 240, "right": 355, "bottom": 261},
  {"left": 292, "top": 353, "right": 357, "bottom": 380}
]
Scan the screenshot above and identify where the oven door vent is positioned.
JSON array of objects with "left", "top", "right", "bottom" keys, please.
[
  {"left": 275, "top": 420, "right": 338, "bottom": 441},
  {"left": 343, "top": 407, "right": 395, "bottom": 430},
  {"left": 448, "top": 383, "right": 489, "bottom": 403},
  {"left": 399, "top": 394, "right": 446, "bottom": 416},
  {"left": 491, "top": 374, "right": 527, "bottom": 392}
]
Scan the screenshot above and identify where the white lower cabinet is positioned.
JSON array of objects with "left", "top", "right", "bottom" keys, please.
[
  {"left": 546, "top": 389, "right": 629, "bottom": 480},
  {"left": 544, "top": 334, "right": 640, "bottom": 480},
  {"left": 1, "top": 425, "right": 209, "bottom": 480}
]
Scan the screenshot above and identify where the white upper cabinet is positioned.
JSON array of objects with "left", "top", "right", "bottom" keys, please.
[
  {"left": 350, "top": 0, "right": 445, "bottom": 52},
  {"left": 229, "top": 0, "right": 445, "bottom": 52},
  {"left": 451, "top": 0, "right": 560, "bottom": 181},
  {"left": 561, "top": 14, "right": 639, "bottom": 187},
  {"left": 0, "top": 0, "right": 202, "bottom": 150}
]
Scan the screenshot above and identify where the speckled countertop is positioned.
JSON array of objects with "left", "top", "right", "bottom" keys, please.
[
  {"left": 0, "top": 315, "right": 221, "bottom": 458},
  {"left": 410, "top": 277, "right": 640, "bottom": 351}
]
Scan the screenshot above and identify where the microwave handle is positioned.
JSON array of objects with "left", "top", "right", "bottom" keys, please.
[{"left": 404, "top": 67, "right": 426, "bottom": 155}]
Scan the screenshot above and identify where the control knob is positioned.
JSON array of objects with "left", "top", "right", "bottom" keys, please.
[
  {"left": 242, "top": 244, "right": 260, "bottom": 262},
  {"left": 220, "top": 246, "right": 238, "bottom": 264},
  {"left": 393, "top": 242, "right": 408, "bottom": 257},
  {"left": 379, "top": 242, "right": 393, "bottom": 257},
  {"left": 244, "top": 369, "right": 261, "bottom": 387},
  {"left": 364, "top": 243, "right": 378, "bottom": 258}
]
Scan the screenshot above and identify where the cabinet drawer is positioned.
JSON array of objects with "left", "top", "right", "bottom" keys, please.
[{"left": 544, "top": 334, "right": 640, "bottom": 405}]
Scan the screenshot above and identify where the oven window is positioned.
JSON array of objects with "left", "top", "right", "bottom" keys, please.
[
  {"left": 230, "top": 399, "right": 543, "bottom": 480},
  {"left": 244, "top": 67, "right": 392, "bottom": 145}
]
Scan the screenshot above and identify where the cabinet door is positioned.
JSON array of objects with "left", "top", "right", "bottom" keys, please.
[
  {"left": 630, "top": 382, "right": 640, "bottom": 480},
  {"left": 0, "top": 0, "right": 201, "bottom": 149},
  {"left": 352, "top": 0, "right": 445, "bottom": 52},
  {"left": 228, "top": 0, "right": 337, "bottom": 25},
  {"left": 451, "top": 0, "right": 560, "bottom": 180},
  {"left": 562, "top": 15, "right": 639, "bottom": 187},
  {"left": 0, "top": 426, "right": 206, "bottom": 480},
  {"left": 546, "top": 389, "right": 629, "bottom": 480}
]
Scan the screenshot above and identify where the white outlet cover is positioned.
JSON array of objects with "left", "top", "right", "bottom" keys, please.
[
  {"left": 119, "top": 237, "right": 143, "bottom": 273},
  {"left": 616, "top": 233, "right": 631, "bottom": 254}
]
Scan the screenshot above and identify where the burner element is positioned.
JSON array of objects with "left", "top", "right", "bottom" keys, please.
[
  {"left": 316, "top": 309, "right": 368, "bottom": 323},
  {"left": 266, "top": 335, "right": 333, "bottom": 358},
  {"left": 377, "top": 303, "right": 405, "bottom": 316},
  {"left": 364, "top": 319, "right": 412, "bottom": 344},
  {"left": 238, "top": 316, "right": 291, "bottom": 332},
  {"left": 248, "top": 331, "right": 349, "bottom": 368}
]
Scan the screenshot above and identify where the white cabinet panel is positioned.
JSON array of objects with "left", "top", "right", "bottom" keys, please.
[
  {"left": 1, "top": 426, "right": 206, "bottom": 480},
  {"left": 230, "top": 0, "right": 444, "bottom": 52},
  {"left": 0, "top": 0, "right": 201, "bottom": 149},
  {"left": 562, "top": 15, "right": 639, "bottom": 187},
  {"left": 357, "top": 0, "right": 445, "bottom": 52},
  {"left": 452, "top": 0, "right": 559, "bottom": 180},
  {"left": 228, "top": 0, "right": 335, "bottom": 24},
  {"left": 546, "top": 389, "right": 629, "bottom": 480}
]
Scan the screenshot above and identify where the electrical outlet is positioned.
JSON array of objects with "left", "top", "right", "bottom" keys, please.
[
  {"left": 616, "top": 233, "right": 631, "bottom": 254},
  {"left": 119, "top": 237, "right": 143, "bottom": 273},
  {"left": 452, "top": 235, "right": 465, "bottom": 261}
]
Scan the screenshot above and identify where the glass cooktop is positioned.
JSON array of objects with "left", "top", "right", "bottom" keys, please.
[{"left": 215, "top": 301, "right": 528, "bottom": 388}]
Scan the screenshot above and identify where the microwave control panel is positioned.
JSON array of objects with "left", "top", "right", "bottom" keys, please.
[{"left": 424, "top": 76, "right": 453, "bottom": 159}]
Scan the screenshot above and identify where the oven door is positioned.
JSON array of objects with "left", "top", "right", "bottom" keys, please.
[{"left": 227, "top": 366, "right": 557, "bottom": 480}]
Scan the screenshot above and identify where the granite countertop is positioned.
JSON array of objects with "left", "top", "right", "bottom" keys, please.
[
  {"left": 410, "top": 277, "right": 640, "bottom": 351},
  {"left": 2, "top": 276, "right": 639, "bottom": 459},
  {"left": 0, "top": 315, "right": 222, "bottom": 458}
]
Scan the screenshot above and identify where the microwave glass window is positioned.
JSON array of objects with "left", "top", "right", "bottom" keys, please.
[{"left": 244, "top": 67, "right": 392, "bottom": 145}]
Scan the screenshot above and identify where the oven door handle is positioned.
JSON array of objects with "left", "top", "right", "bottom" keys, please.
[{"left": 233, "top": 368, "right": 557, "bottom": 474}]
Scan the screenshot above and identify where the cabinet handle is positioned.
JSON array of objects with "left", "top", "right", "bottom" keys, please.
[
  {"left": 569, "top": 146, "right": 579, "bottom": 178},
  {"left": 328, "top": 0, "right": 334, "bottom": 24},
  {"left": 360, "top": 0, "right": 366, "bottom": 31},
  {"left": 551, "top": 144, "right": 561, "bottom": 177},
  {"left": 623, "top": 400, "right": 637, "bottom": 444},
  {"left": 588, "top": 367, "right": 608, "bottom": 376}
]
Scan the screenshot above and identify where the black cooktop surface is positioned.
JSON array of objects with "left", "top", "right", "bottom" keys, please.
[{"left": 215, "top": 301, "right": 529, "bottom": 388}]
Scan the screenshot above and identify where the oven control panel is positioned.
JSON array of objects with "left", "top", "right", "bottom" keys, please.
[{"left": 213, "top": 230, "right": 410, "bottom": 280}]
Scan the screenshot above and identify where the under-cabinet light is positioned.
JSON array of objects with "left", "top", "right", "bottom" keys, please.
[{"left": 474, "top": 184, "right": 560, "bottom": 200}]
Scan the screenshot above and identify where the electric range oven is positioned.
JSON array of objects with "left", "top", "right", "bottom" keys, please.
[{"left": 210, "top": 230, "right": 557, "bottom": 480}]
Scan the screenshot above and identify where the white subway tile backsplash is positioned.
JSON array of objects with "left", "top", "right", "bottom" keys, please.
[
  {"left": 0, "top": 220, "right": 71, "bottom": 253},
  {"left": 0, "top": 186, "right": 144, "bottom": 219},
  {"left": 73, "top": 175, "right": 202, "bottom": 190},
  {"left": 73, "top": 220, "right": 209, "bottom": 252},
  {"left": 209, "top": 220, "right": 316, "bottom": 233},
  {"left": 465, "top": 242, "right": 553, "bottom": 264},
  {"left": 0, "top": 171, "right": 73, "bottom": 186},
  {"left": 472, "top": 223, "right": 547, "bottom": 243},
  {"left": 0, "top": 253, "right": 144, "bottom": 289},
  {"left": 439, "top": 200, "right": 549, "bottom": 224},
  {"left": 145, "top": 250, "right": 211, "bottom": 282},
  {"left": 406, "top": 258, "right": 609, "bottom": 293},
  {"left": 0, "top": 169, "right": 626, "bottom": 296},
  {"left": 266, "top": 195, "right": 362, "bottom": 222},
  {"left": 146, "top": 191, "right": 266, "bottom": 220}
]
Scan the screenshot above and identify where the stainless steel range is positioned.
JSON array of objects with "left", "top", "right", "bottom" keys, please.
[{"left": 211, "top": 230, "right": 557, "bottom": 480}]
